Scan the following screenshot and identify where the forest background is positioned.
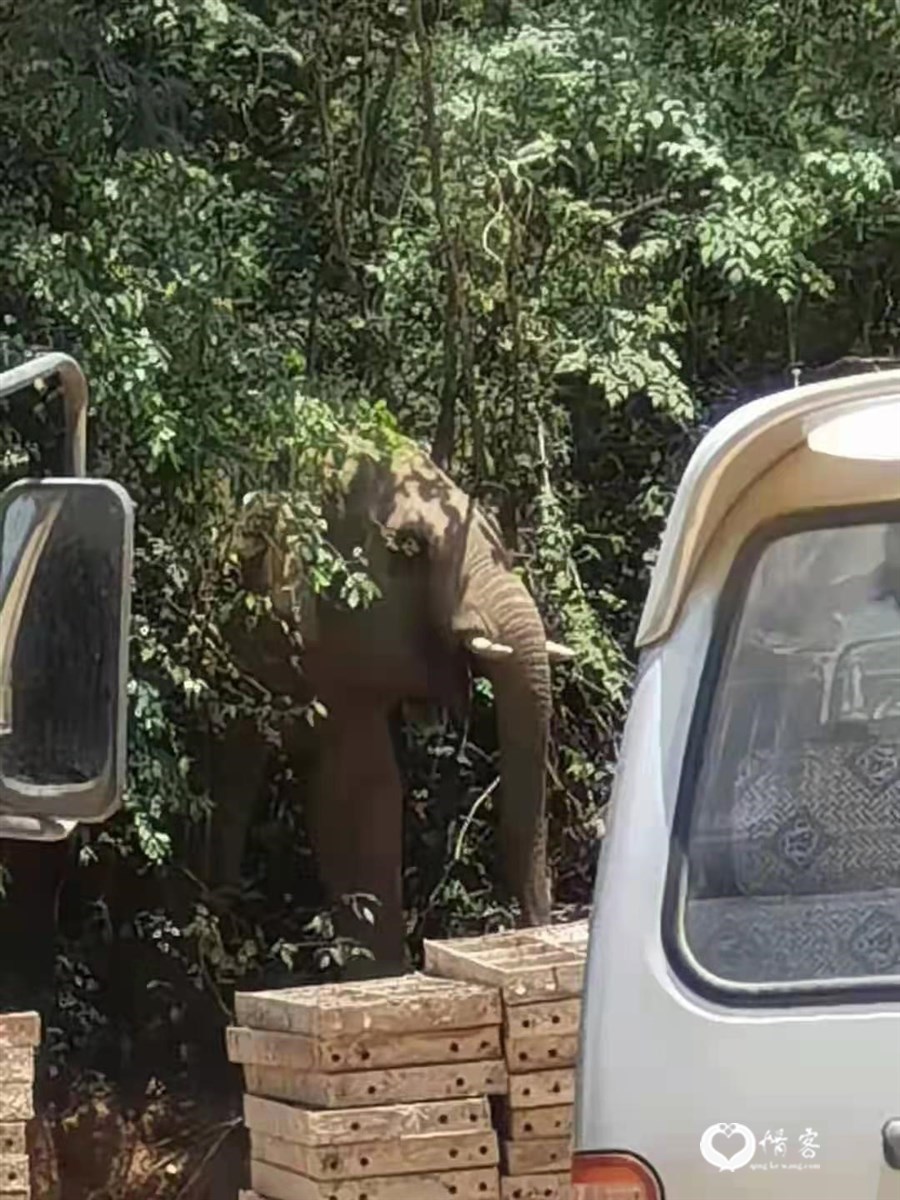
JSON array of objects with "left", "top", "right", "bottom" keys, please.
[{"left": 1, "top": 0, "right": 899, "bottom": 1193}]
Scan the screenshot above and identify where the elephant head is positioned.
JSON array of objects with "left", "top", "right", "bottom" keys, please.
[{"left": 224, "top": 445, "right": 573, "bottom": 960}]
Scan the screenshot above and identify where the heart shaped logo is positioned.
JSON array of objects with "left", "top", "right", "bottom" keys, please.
[{"left": 700, "top": 1122, "right": 757, "bottom": 1172}]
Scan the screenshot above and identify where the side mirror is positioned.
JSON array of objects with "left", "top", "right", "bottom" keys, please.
[{"left": 0, "top": 478, "right": 133, "bottom": 824}]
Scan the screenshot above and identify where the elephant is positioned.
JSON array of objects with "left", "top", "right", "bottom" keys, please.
[{"left": 204, "top": 442, "right": 574, "bottom": 970}]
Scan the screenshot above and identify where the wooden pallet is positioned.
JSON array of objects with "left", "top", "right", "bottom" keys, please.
[
  {"left": 424, "top": 928, "right": 584, "bottom": 1006},
  {"left": 501, "top": 1173, "right": 570, "bottom": 1199},
  {"left": 532, "top": 921, "right": 589, "bottom": 955},
  {"left": 0, "top": 1014, "right": 37, "bottom": 1200},
  {"left": 505, "top": 1032, "right": 577, "bottom": 1073},
  {"left": 0, "top": 1018, "right": 39, "bottom": 1052},
  {"left": 251, "top": 1125, "right": 499, "bottom": 1179},
  {"left": 235, "top": 974, "right": 500, "bottom": 1039},
  {"left": 228, "top": 1024, "right": 502, "bottom": 1074},
  {"left": 0, "top": 1050, "right": 34, "bottom": 1086},
  {"left": 244, "top": 1095, "right": 493, "bottom": 1147},
  {"left": 0, "top": 1157, "right": 28, "bottom": 1196},
  {"left": 0, "top": 1089, "right": 31, "bottom": 1124},
  {"left": 504, "top": 1137, "right": 570, "bottom": 1176},
  {"left": 506, "top": 1105, "right": 572, "bottom": 1141},
  {"left": 507, "top": 1070, "right": 574, "bottom": 1110},
  {"left": 504, "top": 998, "right": 581, "bottom": 1041},
  {"left": 0, "top": 1126, "right": 25, "bottom": 1158},
  {"left": 249, "top": 1161, "right": 501, "bottom": 1200},
  {"left": 243, "top": 1059, "right": 508, "bottom": 1109}
]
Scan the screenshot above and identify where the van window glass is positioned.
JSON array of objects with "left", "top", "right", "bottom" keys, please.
[{"left": 681, "top": 517, "right": 900, "bottom": 987}]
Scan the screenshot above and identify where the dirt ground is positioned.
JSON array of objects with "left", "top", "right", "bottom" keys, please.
[{"left": 30, "top": 1086, "right": 248, "bottom": 1200}]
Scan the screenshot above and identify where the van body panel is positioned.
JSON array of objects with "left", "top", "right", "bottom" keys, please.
[
  {"left": 577, "top": 637, "right": 900, "bottom": 1195},
  {"left": 577, "top": 385, "right": 900, "bottom": 1198}
]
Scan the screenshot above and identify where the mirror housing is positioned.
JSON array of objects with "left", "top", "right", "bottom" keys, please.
[{"left": 0, "top": 478, "right": 133, "bottom": 826}]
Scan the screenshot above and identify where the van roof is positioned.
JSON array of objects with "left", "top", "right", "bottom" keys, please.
[{"left": 636, "top": 369, "right": 900, "bottom": 649}]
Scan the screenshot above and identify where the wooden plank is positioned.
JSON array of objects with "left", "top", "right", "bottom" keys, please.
[
  {"left": 0, "top": 1157, "right": 28, "bottom": 1194},
  {"left": 235, "top": 974, "right": 500, "bottom": 1039},
  {"left": 504, "top": 1000, "right": 581, "bottom": 1041},
  {"left": 0, "top": 1125, "right": 26, "bottom": 1156},
  {"left": 251, "top": 1127, "right": 499, "bottom": 1179},
  {"left": 228, "top": 1024, "right": 502, "bottom": 1073},
  {"left": 244, "top": 1095, "right": 492, "bottom": 1147},
  {"left": 424, "top": 934, "right": 584, "bottom": 1006},
  {"left": 508, "top": 1070, "right": 574, "bottom": 1110},
  {"left": 244, "top": 1060, "right": 508, "bottom": 1109},
  {"left": 0, "top": 1016, "right": 39, "bottom": 1049},
  {"left": 505, "top": 1033, "right": 577, "bottom": 1073},
  {"left": 507, "top": 1106, "right": 572, "bottom": 1141},
  {"left": 501, "top": 1173, "right": 570, "bottom": 1200},
  {"left": 504, "top": 1138, "right": 570, "bottom": 1175},
  {"left": 0, "top": 1050, "right": 33, "bottom": 1084},
  {"left": 250, "top": 1161, "right": 500, "bottom": 1200},
  {"left": 0, "top": 1087, "right": 31, "bottom": 1122}
]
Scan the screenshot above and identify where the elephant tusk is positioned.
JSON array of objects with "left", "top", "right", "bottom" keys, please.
[
  {"left": 467, "top": 635, "right": 514, "bottom": 659},
  {"left": 546, "top": 639, "right": 576, "bottom": 662}
]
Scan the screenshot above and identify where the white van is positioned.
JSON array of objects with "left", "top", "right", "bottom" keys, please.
[{"left": 573, "top": 372, "right": 900, "bottom": 1198}]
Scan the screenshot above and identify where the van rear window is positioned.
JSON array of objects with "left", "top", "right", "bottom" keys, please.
[{"left": 675, "top": 514, "right": 900, "bottom": 993}]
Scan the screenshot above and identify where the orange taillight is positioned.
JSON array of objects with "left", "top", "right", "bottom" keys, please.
[{"left": 572, "top": 1152, "right": 663, "bottom": 1200}]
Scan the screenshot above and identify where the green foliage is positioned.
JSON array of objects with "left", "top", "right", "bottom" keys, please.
[{"left": 1, "top": 0, "right": 900, "bottom": 1086}]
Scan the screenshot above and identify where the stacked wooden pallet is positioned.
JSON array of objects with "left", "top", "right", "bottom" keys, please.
[
  {"left": 229, "top": 973, "right": 508, "bottom": 1199},
  {"left": 425, "top": 921, "right": 589, "bottom": 1200},
  {"left": 0, "top": 1012, "right": 40, "bottom": 1200}
]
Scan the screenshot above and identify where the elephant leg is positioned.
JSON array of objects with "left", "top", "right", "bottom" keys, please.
[
  {"left": 205, "top": 716, "right": 271, "bottom": 892},
  {"left": 306, "top": 701, "right": 407, "bottom": 975}
]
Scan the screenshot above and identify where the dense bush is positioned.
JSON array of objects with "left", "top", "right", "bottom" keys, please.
[{"left": 0, "top": 0, "right": 899, "bottom": 1088}]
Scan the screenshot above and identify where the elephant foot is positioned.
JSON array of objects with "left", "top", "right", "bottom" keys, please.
[{"left": 517, "top": 875, "right": 553, "bottom": 929}]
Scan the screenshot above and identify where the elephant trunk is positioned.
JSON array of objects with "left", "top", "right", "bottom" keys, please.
[{"left": 470, "top": 561, "right": 553, "bottom": 926}]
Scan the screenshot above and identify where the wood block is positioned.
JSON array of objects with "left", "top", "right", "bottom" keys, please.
[
  {"left": 0, "top": 1125, "right": 26, "bottom": 1157},
  {"left": 0, "top": 1016, "right": 39, "bottom": 1050},
  {"left": 508, "top": 1070, "right": 574, "bottom": 1110},
  {"left": 504, "top": 1138, "right": 570, "bottom": 1175},
  {"left": 0, "top": 1157, "right": 28, "bottom": 1193},
  {"left": 424, "top": 933, "right": 583, "bottom": 1006},
  {"left": 244, "top": 1095, "right": 492, "bottom": 1147},
  {"left": 228, "top": 1024, "right": 502, "bottom": 1073},
  {"left": 504, "top": 1000, "right": 581, "bottom": 1041},
  {"left": 0, "top": 1088, "right": 31, "bottom": 1122},
  {"left": 505, "top": 1033, "right": 577, "bottom": 1073},
  {"left": 251, "top": 1127, "right": 499, "bottom": 1179},
  {"left": 501, "top": 1173, "right": 570, "bottom": 1200},
  {"left": 250, "top": 1161, "right": 500, "bottom": 1200},
  {"left": 0, "top": 1050, "right": 33, "bottom": 1084},
  {"left": 243, "top": 1059, "right": 508, "bottom": 1109},
  {"left": 235, "top": 974, "right": 500, "bottom": 1039},
  {"left": 507, "top": 1105, "right": 572, "bottom": 1141}
]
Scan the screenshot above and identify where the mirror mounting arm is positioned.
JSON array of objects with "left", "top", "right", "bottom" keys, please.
[{"left": 0, "top": 354, "right": 87, "bottom": 478}]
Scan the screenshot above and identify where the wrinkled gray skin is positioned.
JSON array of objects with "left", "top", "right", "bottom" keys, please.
[{"left": 206, "top": 449, "right": 568, "bottom": 971}]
